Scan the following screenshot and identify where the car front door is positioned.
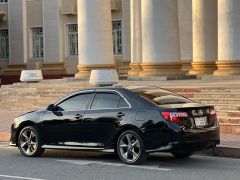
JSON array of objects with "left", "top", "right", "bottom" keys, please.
[
  {"left": 82, "top": 90, "right": 131, "bottom": 148},
  {"left": 41, "top": 91, "right": 94, "bottom": 146}
]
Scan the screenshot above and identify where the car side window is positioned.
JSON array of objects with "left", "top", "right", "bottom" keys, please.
[
  {"left": 57, "top": 93, "right": 92, "bottom": 111},
  {"left": 91, "top": 93, "right": 120, "bottom": 109},
  {"left": 118, "top": 97, "right": 129, "bottom": 108}
]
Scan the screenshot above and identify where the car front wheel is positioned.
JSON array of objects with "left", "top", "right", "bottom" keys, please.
[
  {"left": 18, "top": 126, "right": 45, "bottom": 157},
  {"left": 117, "top": 130, "right": 148, "bottom": 165}
]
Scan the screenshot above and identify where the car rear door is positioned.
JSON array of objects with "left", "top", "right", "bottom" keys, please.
[
  {"left": 41, "top": 91, "right": 94, "bottom": 146},
  {"left": 82, "top": 90, "right": 131, "bottom": 148}
]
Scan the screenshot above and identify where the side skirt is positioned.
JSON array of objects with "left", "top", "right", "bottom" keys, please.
[{"left": 41, "top": 145, "right": 114, "bottom": 153}]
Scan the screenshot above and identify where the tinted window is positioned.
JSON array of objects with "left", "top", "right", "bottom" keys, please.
[
  {"left": 57, "top": 93, "right": 92, "bottom": 111},
  {"left": 91, "top": 93, "right": 120, "bottom": 109},
  {"left": 131, "top": 88, "right": 193, "bottom": 105},
  {"left": 118, "top": 98, "right": 129, "bottom": 108}
]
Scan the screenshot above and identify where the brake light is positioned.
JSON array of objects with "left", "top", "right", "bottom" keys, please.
[
  {"left": 210, "top": 109, "right": 218, "bottom": 121},
  {"left": 161, "top": 112, "right": 188, "bottom": 123}
]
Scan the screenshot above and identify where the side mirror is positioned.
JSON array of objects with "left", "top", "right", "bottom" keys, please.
[{"left": 47, "top": 104, "right": 56, "bottom": 111}]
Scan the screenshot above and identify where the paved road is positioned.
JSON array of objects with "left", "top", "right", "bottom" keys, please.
[{"left": 0, "top": 143, "right": 239, "bottom": 180}]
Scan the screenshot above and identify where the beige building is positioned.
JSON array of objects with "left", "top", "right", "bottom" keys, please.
[
  {"left": 0, "top": 0, "right": 240, "bottom": 83},
  {"left": 0, "top": 0, "right": 131, "bottom": 79}
]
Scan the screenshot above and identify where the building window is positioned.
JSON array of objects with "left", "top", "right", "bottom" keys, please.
[
  {"left": 0, "top": 29, "right": 9, "bottom": 59},
  {"left": 31, "top": 27, "right": 43, "bottom": 58},
  {"left": 112, "top": 20, "right": 122, "bottom": 55},
  {"left": 0, "top": 0, "right": 8, "bottom": 3},
  {"left": 67, "top": 24, "right": 78, "bottom": 56}
]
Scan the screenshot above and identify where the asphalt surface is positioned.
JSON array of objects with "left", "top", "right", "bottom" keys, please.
[{"left": 0, "top": 143, "right": 239, "bottom": 180}]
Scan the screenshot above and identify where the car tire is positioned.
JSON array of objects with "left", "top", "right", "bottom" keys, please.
[
  {"left": 117, "top": 130, "right": 148, "bottom": 165},
  {"left": 18, "top": 126, "right": 45, "bottom": 157},
  {"left": 171, "top": 150, "right": 193, "bottom": 158}
]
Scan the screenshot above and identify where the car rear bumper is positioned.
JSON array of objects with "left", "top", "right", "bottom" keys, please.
[{"left": 146, "top": 126, "right": 220, "bottom": 153}]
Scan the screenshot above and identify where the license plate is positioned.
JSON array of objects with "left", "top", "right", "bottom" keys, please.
[{"left": 194, "top": 117, "right": 207, "bottom": 127}]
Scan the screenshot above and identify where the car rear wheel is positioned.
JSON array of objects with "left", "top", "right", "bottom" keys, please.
[
  {"left": 171, "top": 150, "right": 193, "bottom": 158},
  {"left": 18, "top": 126, "right": 45, "bottom": 157},
  {"left": 117, "top": 130, "right": 148, "bottom": 165}
]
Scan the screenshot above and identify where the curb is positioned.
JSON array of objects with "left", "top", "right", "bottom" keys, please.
[
  {"left": 0, "top": 132, "right": 10, "bottom": 142},
  {"left": 214, "top": 146, "right": 240, "bottom": 158},
  {"left": 196, "top": 146, "right": 240, "bottom": 158}
]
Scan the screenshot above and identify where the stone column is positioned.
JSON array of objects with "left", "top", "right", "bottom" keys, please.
[
  {"left": 214, "top": 0, "right": 240, "bottom": 76},
  {"left": 140, "top": 0, "right": 184, "bottom": 78},
  {"left": 75, "top": 0, "right": 116, "bottom": 79},
  {"left": 189, "top": 0, "right": 218, "bottom": 75},
  {"left": 42, "top": 0, "right": 66, "bottom": 75},
  {"left": 177, "top": 0, "right": 193, "bottom": 72},
  {"left": 128, "top": 0, "right": 142, "bottom": 77},
  {"left": 5, "top": 0, "right": 27, "bottom": 75}
]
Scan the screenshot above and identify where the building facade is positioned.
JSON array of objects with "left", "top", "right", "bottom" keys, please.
[
  {"left": 0, "top": 0, "right": 240, "bottom": 82},
  {"left": 0, "top": 0, "right": 130, "bottom": 79}
]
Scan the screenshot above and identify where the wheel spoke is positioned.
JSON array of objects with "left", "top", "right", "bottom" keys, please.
[
  {"left": 31, "top": 142, "right": 37, "bottom": 146},
  {"left": 30, "top": 145, "right": 35, "bottom": 152},
  {"left": 22, "top": 132, "right": 28, "bottom": 141},
  {"left": 31, "top": 142, "right": 37, "bottom": 149},
  {"left": 122, "top": 151, "right": 129, "bottom": 160},
  {"left": 132, "top": 140, "right": 140, "bottom": 148},
  {"left": 21, "top": 141, "right": 28, "bottom": 148},
  {"left": 119, "top": 141, "right": 128, "bottom": 148},
  {"left": 26, "top": 146, "right": 31, "bottom": 154},
  {"left": 126, "top": 134, "right": 132, "bottom": 145},
  {"left": 32, "top": 144, "right": 37, "bottom": 150},
  {"left": 29, "top": 131, "right": 33, "bottom": 141},
  {"left": 131, "top": 150, "right": 139, "bottom": 160}
]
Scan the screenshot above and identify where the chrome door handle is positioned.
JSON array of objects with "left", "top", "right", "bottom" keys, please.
[
  {"left": 116, "top": 112, "right": 125, "bottom": 117},
  {"left": 74, "top": 114, "right": 83, "bottom": 119}
]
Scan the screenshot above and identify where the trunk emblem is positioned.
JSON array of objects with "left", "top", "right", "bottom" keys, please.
[{"left": 192, "top": 109, "right": 204, "bottom": 116}]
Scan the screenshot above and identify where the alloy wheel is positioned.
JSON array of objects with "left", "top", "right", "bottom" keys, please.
[
  {"left": 118, "top": 133, "right": 141, "bottom": 163},
  {"left": 19, "top": 129, "right": 38, "bottom": 156}
]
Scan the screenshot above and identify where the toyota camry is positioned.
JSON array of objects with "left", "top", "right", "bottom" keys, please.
[{"left": 9, "top": 86, "right": 220, "bottom": 164}]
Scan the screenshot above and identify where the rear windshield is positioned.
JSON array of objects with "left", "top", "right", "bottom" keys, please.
[{"left": 130, "top": 88, "right": 193, "bottom": 105}]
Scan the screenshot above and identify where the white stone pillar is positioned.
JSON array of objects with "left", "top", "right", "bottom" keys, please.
[
  {"left": 214, "top": 0, "right": 240, "bottom": 76},
  {"left": 7, "top": 0, "right": 28, "bottom": 74},
  {"left": 189, "top": 0, "right": 218, "bottom": 75},
  {"left": 177, "top": 0, "right": 192, "bottom": 72},
  {"left": 75, "top": 0, "right": 116, "bottom": 79},
  {"left": 128, "top": 0, "right": 142, "bottom": 77},
  {"left": 42, "top": 0, "right": 66, "bottom": 75},
  {"left": 140, "top": 0, "right": 184, "bottom": 77}
]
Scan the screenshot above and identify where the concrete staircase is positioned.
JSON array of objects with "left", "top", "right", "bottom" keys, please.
[
  {"left": 0, "top": 79, "right": 94, "bottom": 112},
  {"left": 0, "top": 81, "right": 239, "bottom": 134}
]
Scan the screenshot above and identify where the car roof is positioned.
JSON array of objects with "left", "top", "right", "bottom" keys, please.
[
  {"left": 62, "top": 86, "right": 163, "bottom": 99},
  {"left": 76, "top": 86, "right": 161, "bottom": 92}
]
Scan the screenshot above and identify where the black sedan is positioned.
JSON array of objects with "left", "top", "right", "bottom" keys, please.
[{"left": 9, "top": 86, "right": 220, "bottom": 164}]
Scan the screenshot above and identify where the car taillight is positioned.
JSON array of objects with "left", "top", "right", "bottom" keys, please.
[
  {"left": 161, "top": 112, "right": 188, "bottom": 124},
  {"left": 210, "top": 109, "right": 218, "bottom": 121}
]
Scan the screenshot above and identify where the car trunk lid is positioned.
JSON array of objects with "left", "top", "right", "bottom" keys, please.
[{"left": 158, "top": 103, "right": 217, "bottom": 129}]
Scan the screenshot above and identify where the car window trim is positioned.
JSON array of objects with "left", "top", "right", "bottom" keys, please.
[
  {"left": 89, "top": 90, "right": 131, "bottom": 110},
  {"left": 54, "top": 90, "right": 95, "bottom": 111},
  {"left": 117, "top": 97, "right": 129, "bottom": 108}
]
